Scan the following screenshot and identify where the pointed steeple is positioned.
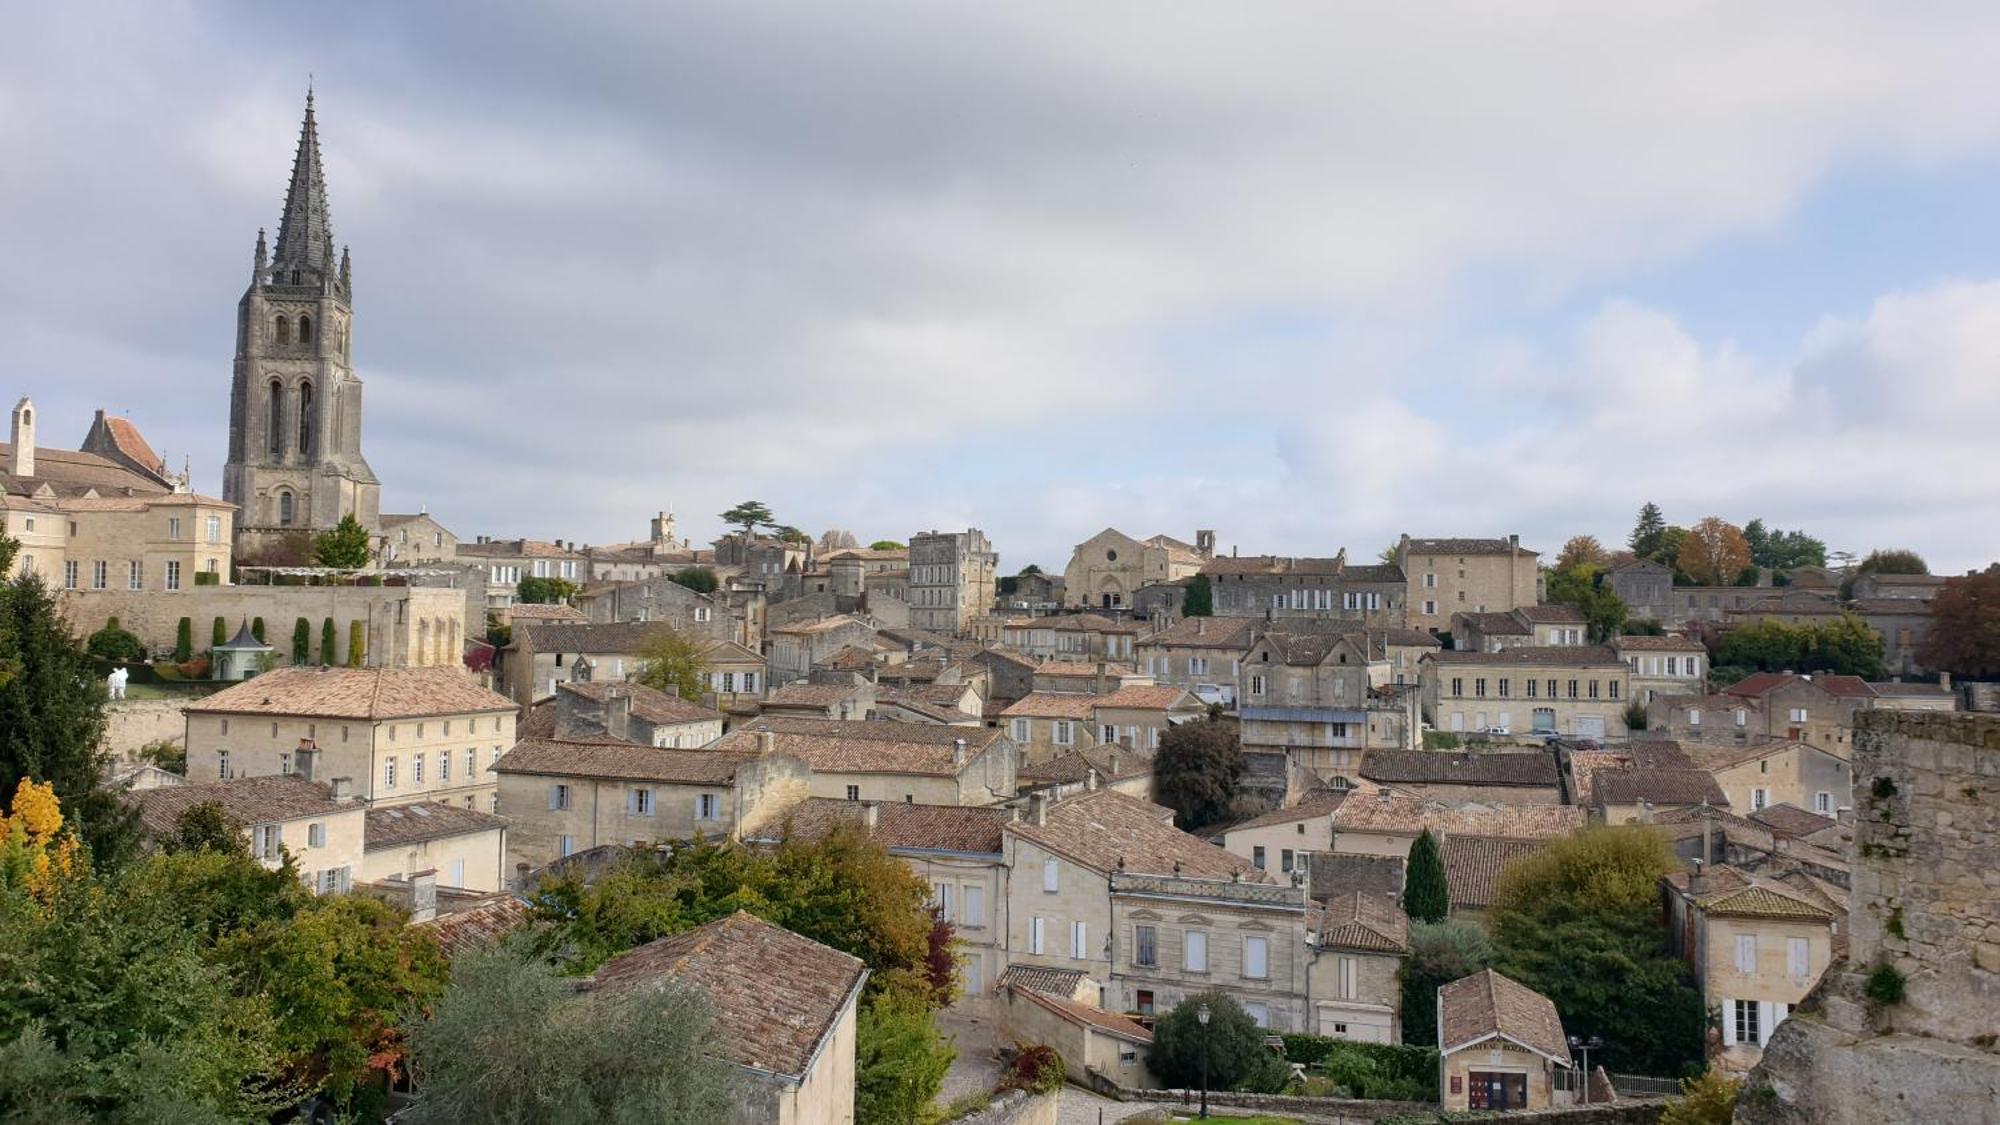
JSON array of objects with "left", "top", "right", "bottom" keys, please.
[{"left": 272, "top": 87, "right": 335, "bottom": 279}]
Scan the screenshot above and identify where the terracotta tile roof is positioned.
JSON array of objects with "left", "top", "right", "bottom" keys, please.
[
  {"left": 1358, "top": 751, "right": 1559, "bottom": 789},
  {"left": 1001, "top": 692, "right": 1101, "bottom": 720},
  {"left": 815, "top": 645, "right": 879, "bottom": 671},
  {"left": 1018, "top": 745, "right": 1153, "bottom": 786},
  {"left": 1010, "top": 789, "right": 1269, "bottom": 881},
  {"left": 185, "top": 667, "right": 517, "bottom": 720},
  {"left": 365, "top": 802, "right": 509, "bottom": 848},
  {"left": 1228, "top": 788, "right": 1352, "bottom": 834},
  {"left": 1442, "top": 835, "right": 1550, "bottom": 911},
  {"left": 0, "top": 442, "right": 172, "bottom": 497},
  {"left": 713, "top": 718, "right": 1004, "bottom": 776},
  {"left": 1722, "top": 671, "right": 1877, "bottom": 700},
  {"left": 755, "top": 797, "right": 1008, "bottom": 854},
  {"left": 1309, "top": 852, "right": 1406, "bottom": 902},
  {"left": 518, "top": 697, "right": 557, "bottom": 739},
  {"left": 1141, "top": 616, "right": 1261, "bottom": 649},
  {"left": 51, "top": 492, "right": 232, "bottom": 512},
  {"left": 1440, "top": 969, "right": 1567, "bottom": 1060},
  {"left": 1093, "top": 685, "right": 1200, "bottom": 711},
  {"left": 520, "top": 621, "right": 679, "bottom": 655},
  {"left": 1515, "top": 605, "right": 1586, "bottom": 625},
  {"left": 1614, "top": 634, "right": 1707, "bottom": 652},
  {"left": 1329, "top": 792, "right": 1585, "bottom": 840},
  {"left": 98, "top": 415, "right": 166, "bottom": 475},
  {"left": 1662, "top": 865, "right": 1837, "bottom": 922},
  {"left": 764, "top": 681, "right": 870, "bottom": 708},
  {"left": 1010, "top": 984, "right": 1154, "bottom": 1045},
  {"left": 558, "top": 680, "right": 724, "bottom": 726},
  {"left": 127, "top": 774, "right": 351, "bottom": 835},
  {"left": 1377, "top": 628, "right": 1443, "bottom": 649},
  {"left": 1426, "top": 645, "right": 1624, "bottom": 668},
  {"left": 1032, "top": 661, "right": 1141, "bottom": 679},
  {"left": 494, "top": 738, "right": 759, "bottom": 784},
  {"left": 1749, "top": 804, "right": 1839, "bottom": 838},
  {"left": 698, "top": 639, "right": 765, "bottom": 665},
  {"left": 1317, "top": 891, "right": 1410, "bottom": 954},
  {"left": 1866, "top": 681, "right": 1953, "bottom": 698},
  {"left": 588, "top": 911, "right": 867, "bottom": 1080},
  {"left": 1594, "top": 769, "right": 1730, "bottom": 808},
  {"left": 1405, "top": 537, "right": 1539, "bottom": 558},
  {"left": 770, "top": 613, "right": 873, "bottom": 637},
  {"left": 997, "top": 964, "right": 1089, "bottom": 997},
  {"left": 504, "top": 603, "right": 588, "bottom": 623},
  {"left": 413, "top": 895, "right": 530, "bottom": 958},
  {"left": 1454, "top": 611, "right": 1529, "bottom": 636},
  {"left": 1567, "top": 743, "right": 1696, "bottom": 803}
]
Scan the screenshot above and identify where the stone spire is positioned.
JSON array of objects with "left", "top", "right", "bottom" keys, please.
[{"left": 271, "top": 87, "right": 335, "bottom": 277}]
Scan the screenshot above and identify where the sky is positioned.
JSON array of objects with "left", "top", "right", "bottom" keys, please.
[{"left": 4, "top": 3, "right": 2000, "bottom": 574}]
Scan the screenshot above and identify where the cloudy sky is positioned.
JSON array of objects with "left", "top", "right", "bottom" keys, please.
[{"left": 5, "top": 3, "right": 2000, "bottom": 573}]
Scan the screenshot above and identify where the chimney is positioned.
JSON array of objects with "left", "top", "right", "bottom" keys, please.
[
  {"left": 409, "top": 869, "right": 438, "bottom": 923},
  {"left": 294, "top": 738, "right": 319, "bottom": 781},
  {"left": 1096, "top": 660, "right": 1108, "bottom": 695},
  {"left": 1638, "top": 798, "right": 1654, "bottom": 824},
  {"left": 1196, "top": 618, "right": 1205, "bottom": 636},
  {"left": 757, "top": 730, "right": 775, "bottom": 756},
  {"left": 1508, "top": 533, "right": 1519, "bottom": 550},
  {"left": 1030, "top": 792, "right": 1049, "bottom": 826},
  {"left": 604, "top": 687, "right": 631, "bottom": 743},
  {"left": 514, "top": 861, "right": 531, "bottom": 893},
  {"left": 953, "top": 737, "right": 967, "bottom": 768},
  {"left": 1085, "top": 767, "right": 1100, "bottom": 791},
  {"left": 1378, "top": 787, "right": 1392, "bottom": 805},
  {"left": 1688, "top": 857, "right": 1706, "bottom": 896},
  {"left": 1108, "top": 748, "right": 1121, "bottom": 778},
  {"left": 330, "top": 777, "right": 353, "bottom": 802},
  {"left": 9, "top": 398, "right": 35, "bottom": 479},
  {"left": 862, "top": 801, "right": 879, "bottom": 830}
]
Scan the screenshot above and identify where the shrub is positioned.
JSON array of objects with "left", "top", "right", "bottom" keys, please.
[
  {"left": 211, "top": 617, "right": 227, "bottom": 649},
  {"left": 347, "top": 620, "right": 366, "bottom": 668},
  {"left": 1149, "top": 992, "right": 1290, "bottom": 1092},
  {"left": 1280, "top": 1036, "right": 1438, "bottom": 1100},
  {"left": 193, "top": 570, "right": 220, "bottom": 586},
  {"left": 1000, "top": 1044, "right": 1065, "bottom": 1094},
  {"left": 173, "top": 617, "right": 193, "bottom": 662},
  {"left": 251, "top": 617, "right": 266, "bottom": 643},
  {"left": 320, "top": 617, "right": 337, "bottom": 665},
  {"left": 86, "top": 617, "right": 146, "bottom": 663},
  {"left": 1866, "top": 963, "right": 1907, "bottom": 1007},
  {"left": 1422, "top": 730, "right": 1461, "bottom": 750},
  {"left": 291, "top": 618, "right": 310, "bottom": 664},
  {"left": 1661, "top": 1070, "right": 1742, "bottom": 1125}
]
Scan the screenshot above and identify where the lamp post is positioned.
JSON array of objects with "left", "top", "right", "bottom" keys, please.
[
  {"left": 1197, "top": 1002, "right": 1212, "bottom": 1119},
  {"left": 1569, "top": 1035, "right": 1603, "bottom": 1104}
]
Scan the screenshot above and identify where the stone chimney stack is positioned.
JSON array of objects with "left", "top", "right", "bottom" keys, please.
[
  {"left": 604, "top": 687, "right": 631, "bottom": 743},
  {"left": 757, "top": 730, "right": 775, "bottom": 756},
  {"left": 953, "top": 738, "right": 967, "bottom": 769},
  {"left": 1085, "top": 767, "right": 1100, "bottom": 791},
  {"left": 863, "top": 802, "right": 878, "bottom": 830},
  {"left": 1688, "top": 857, "right": 1706, "bottom": 896},
  {"left": 294, "top": 739, "right": 319, "bottom": 781},
  {"left": 1030, "top": 791, "right": 1049, "bottom": 826},
  {"left": 1095, "top": 660, "right": 1108, "bottom": 695},
  {"left": 9, "top": 398, "right": 35, "bottom": 479},
  {"left": 409, "top": 869, "right": 438, "bottom": 923},
  {"left": 331, "top": 776, "right": 353, "bottom": 802}
]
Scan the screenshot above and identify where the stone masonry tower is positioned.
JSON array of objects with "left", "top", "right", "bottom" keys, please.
[{"left": 224, "top": 90, "right": 380, "bottom": 555}]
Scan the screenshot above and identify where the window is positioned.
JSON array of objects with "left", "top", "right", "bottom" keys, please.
[
  {"left": 1184, "top": 930, "right": 1208, "bottom": 972},
  {"left": 1422, "top": 600, "right": 1436, "bottom": 616},
  {"left": 1190, "top": 657, "right": 1208, "bottom": 676},
  {"left": 1011, "top": 718, "right": 1028, "bottom": 742},
  {"left": 412, "top": 755, "right": 424, "bottom": 784},
  {"left": 164, "top": 561, "right": 181, "bottom": 591},
  {"left": 696, "top": 793, "right": 719, "bottom": 820},
  {"left": 1609, "top": 681, "right": 1620, "bottom": 700},
  {"left": 278, "top": 491, "right": 294, "bottom": 526},
  {"left": 1752, "top": 788, "right": 1769, "bottom": 810},
  {"left": 1789, "top": 707, "right": 1808, "bottom": 723},
  {"left": 383, "top": 757, "right": 397, "bottom": 789},
  {"left": 1070, "top": 921, "right": 1088, "bottom": 959},
  {"left": 1053, "top": 721, "right": 1074, "bottom": 746},
  {"left": 439, "top": 751, "right": 451, "bottom": 782},
  {"left": 1732, "top": 999, "right": 1761, "bottom": 1046},
  {"left": 1043, "top": 858, "right": 1060, "bottom": 893},
  {"left": 1102, "top": 723, "right": 1117, "bottom": 745},
  {"left": 1475, "top": 677, "right": 1486, "bottom": 698},
  {"left": 549, "top": 783, "right": 571, "bottom": 811},
  {"left": 1244, "top": 1002, "right": 1269, "bottom": 1028},
  {"left": 1788, "top": 936, "right": 1811, "bottom": 980},
  {"left": 280, "top": 751, "right": 293, "bottom": 775},
  {"left": 1134, "top": 924, "right": 1158, "bottom": 967},
  {"left": 253, "top": 824, "right": 282, "bottom": 860},
  {"left": 91, "top": 560, "right": 107, "bottom": 589},
  {"left": 1450, "top": 678, "right": 1463, "bottom": 698},
  {"left": 307, "top": 823, "right": 326, "bottom": 848},
  {"left": 217, "top": 750, "right": 231, "bottom": 779},
  {"left": 1280, "top": 849, "right": 1294, "bottom": 873},
  {"left": 962, "top": 885, "right": 984, "bottom": 928},
  {"left": 1251, "top": 674, "right": 1267, "bottom": 696},
  {"left": 1688, "top": 708, "right": 1702, "bottom": 726},
  {"left": 1423, "top": 573, "right": 1436, "bottom": 588},
  {"left": 1135, "top": 989, "right": 1155, "bottom": 1015},
  {"left": 167, "top": 517, "right": 182, "bottom": 540},
  {"left": 630, "top": 788, "right": 654, "bottom": 816},
  {"left": 466, "top": 748, "right": 477, "bottom": 777},
  {"left": 63, "top": 561, "right": 77, "bottom": 589},
  {"left": 450, "top": 859, "right": 465, "bottom": 887},
  {"left": 1030, "top": 916, "right": 1046, "bottom": 955},
  {"left": 1338, "top": 955, "right": 1359, "bottom": 999},
  {"left": 1589, "top": 679, "right": 1600, "bottom": 700},
  {"left": 1243, "top": 935, "right": 1269, "bottom": 979},
  {"left": 1498, "top": 678, "right": 1510, "bottom": 698},
  {"left": 1735, "top": 709, "right": 1748, "bottom": 728},
  {"left": 1527, "top": 678, "right": 1538, "bottom": 698},
  {"left": 845, "top": 785, "right": 861, "bottom": 801},
  {"left": 1815, "top": 791, "right": 1832, "bottom": 814},
  {"left": 1252, "top": 846, "right": 1266, "bottom": 869},
  {"left": 1736, "top": 934, "right": 1758, "bottom": 973}
]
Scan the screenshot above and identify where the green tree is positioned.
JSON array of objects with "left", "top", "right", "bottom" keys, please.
[
  {"left": 634, "top": 625, "right": 713, "bottom": 703},
  {"left": 774, "top": 525, "right": 811, "bottom": 546},
  {"left": 211, "top": 616, "right": 228, "bottom": 650},
  {"left": 291, "top": 618, "right": 310, "bottom": 665},
  {"left": 1844, "top": 548, "right": 1931, "bottom": 598},
  {"left": 1624, "top": 699, "right": 1651, "bottom": 731},
  {"left": 85, "top": 616, "right": 145, "bottom": 663},
  {"left": 174, "top": 617, "right": 193, "bottom": 663},
  {"left": 1153, "top": 718, "right": 1243, "bottom": 831},
  {"left": 1660, "top": 1070, "right": 1743, "bottom": 1125},
  {"left": 1716, "top": 615, "right": 1885, "bottom": 680},
  {"left": 311, "top": 514, "right": 373, "bottom": 569},
  {"left": 250, "top": 617, "right": 266, "bottom": 643},
  {"left": 1148, "top": 992, "right": 1290, "bottom": 1092},
  {"left": 1556, "top": 535, "right": 1607, "bottom": 572},
  {"left": 400, "top": 945, "right": 737, "bottom": 1124},
  {"left": 869, "top": 540, "right": 904, "bottom": 551},
  {"left": 1744, "top": 520, "right": 1827, "bottom": 572},
  {"left": 719, "top": 501, "right": 774, "bottom": 541},
  {"left": 1399, "top": 920, "right": 1492, "bottom": 1047},
  {"left": 1629, "top": 503, "right": 1667, "bottom": 558},
  {"left": 347, "top": 620, "right": 366, "bottom": 668},
  {"left": 1920, "top": 564, "right": 2000, "bottom": 678},
  {"left": 320, "top": 617, "right": 338, "bottom": 666},
  {"left": 1182, "top": 573, "right": 1214, "bottom": 617},
  {"left": 0, "top": 543, "right": 136, "bottom": 867},
  {"left": 168, "top": 802, "right": 245, "bottom": 854},
  {"left": 517, "top": 575, "right": 580, "bottom": 605},
  {"left": 1488, "top": 826, "right": 1705, "bottom": 1075},
  {"left": 855, "top": 990, "right": 955, "bottom": 1125},
  {"left": 1544, "top": 565, "right": 1627, "bottom": 642},
  {"left": 1402, "top": 829, "right": 1448, "bottom": 923},
  {"left": 667, "top": 567, "right": 719, "bottom": 594}
]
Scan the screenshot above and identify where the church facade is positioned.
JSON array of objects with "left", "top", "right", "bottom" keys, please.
[{"left": 224, "top": 92, "right": 381, "bottom": 554}]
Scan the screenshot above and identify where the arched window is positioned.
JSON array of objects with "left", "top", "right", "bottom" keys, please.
[
  {"left": 291, "top": 269, "right": 301, "bottom": 285},
  {"left": 297, "top": 381, "right": 315, "bottom": 456},
  {"left": 274, "top": 316, "right": 290, "bottom": 345},
  {"left": 298, "top": 315, "right": 312, "bottom": 344},
  {"left": 267, "top": 380, "right": 285, "bottom": 457},
  {"left": 278, "top": 491, "right": 295, "bottom": 526}
]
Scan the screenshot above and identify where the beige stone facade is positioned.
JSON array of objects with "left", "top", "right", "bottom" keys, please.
[
  {"left": 1061, "top": 528, "right": 1211, "bottom": 611},
  {"left": 1663, "top": 866, "right": 1837, "bottom": 1072},
  {"left": 1396, "top": 535, "right": 1540, "bottom": 633},
  {"left": 63, "top": 580, "right": 466, "bottom": 669},
  {"left": 1422, "top": 646, "right": 1631, "bottom": 740}
]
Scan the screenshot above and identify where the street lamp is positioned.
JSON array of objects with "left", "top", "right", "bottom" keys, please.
[
  {"left": 1568, "top": 1035, "right": 1603, "bottom": 1104},
  {"left": 1197, "top": 1003, "right": 1212, "bottom": 1119}
]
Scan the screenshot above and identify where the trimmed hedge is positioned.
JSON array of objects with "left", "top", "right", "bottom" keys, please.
[
  {"left": 348, "top": 620, "right": 366, "bottom": 668},
  {"left": 1281, "top": 1035, "right": 1439, "bottom": 1100},
  {"left": 320, "top": 617, "right": 337, "bottom": 665}
]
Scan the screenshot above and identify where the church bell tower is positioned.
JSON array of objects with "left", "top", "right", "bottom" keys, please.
[{"left": 224, "top": 89, "right": 380, "bottom": 554}]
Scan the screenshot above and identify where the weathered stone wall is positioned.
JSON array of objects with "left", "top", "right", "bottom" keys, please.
[
  {"left": 946, "top": 1089, "right": 1055, "bottom": 1125},
  {"left": 101, "top": 699, "right": 187, "bottom": 761}
]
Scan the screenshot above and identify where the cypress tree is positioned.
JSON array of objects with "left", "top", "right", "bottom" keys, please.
[
  {"left": 348, "top": 620, "right": 366, "bottom": 668},
  {"left": 321, "top": 618, "right": 338, "bottom": 665},
  {"left": 1182, "top": 573, "right": 1213, "bottom": 617},
  {"left": 291, "top": 618, "right": 311, "bottom": 665},
  {"left": 251, "top": 616, "right": 266, "bottom": 643},
  {"left": 211, "top": 616, "right": 227, "bottom": 649},
  {"left": 1404, "top": 828, "right": 1450, "bottom": 924},
  {"left": 173, "top": 617, "right": 193, "bottom": 662}
]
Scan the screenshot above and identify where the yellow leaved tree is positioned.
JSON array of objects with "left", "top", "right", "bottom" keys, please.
[{"left": 0, "top": 778, "right": 86, "bottom": 901}]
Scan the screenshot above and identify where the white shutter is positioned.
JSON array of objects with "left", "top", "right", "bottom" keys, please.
[
  {"left": 963, "top": 886, "right": 984, "bottom": 927},
  {"left": 1043, "top": 858, "right": 1059, "bottom": 893},
  {"left": 1185, "top": 931, "right": 1208, "bottom": 972},
  {"left": 548, "top": 785, "right": 560, "bottom": 811},
  {"left": 1244, "top": 936, "right": 1268, "bottom": 979},
  {"left": 1788, "top": 937, "right": 1809, "bottom": 980},
  {"left": 627, "top": 790, "right": 639, "bottom": 815},
  {"left": 1736, "top": 934, "right": 1757, "bottom": 974},
  {"left": 1722, "top": 1000, "right": 1738, "bottom": 1045},
  {"left": 1031, "top": 916, "right": 1046, "bottom": 955},
  {"left": 1758, "top": 1001, "right": 1776, "bottom": 1047}
]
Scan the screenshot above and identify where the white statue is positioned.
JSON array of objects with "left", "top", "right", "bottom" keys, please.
[{"left": 107, "top": 665, "right": 129, "bottom": 700}]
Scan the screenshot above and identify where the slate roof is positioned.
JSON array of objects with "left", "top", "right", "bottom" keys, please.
[
  {"left": 186, "top": 667, "right": 517, "bottom": 720},
  {"left": 588, "top": 911, "right": 868, "bottom": 1081},
  {"left": 1455, "top": 611, "right": 1529, "bottom": 636},
  {"left": 1010, "top": 789, "right": 1268, "bottom": 881},
  {"left": 712, "top": 718, "right": 1004, "bottom": 776},
  {"left": 1593, "top": 769, "right": 1730, "bottom": 808},
  {"left": 127, "top": 774, "right": 351, "bottom": 835},
  {"left": 1442, "top": 835, "right": 1549, "bottom": 911},
  {"left": 1317, "top": 891, "right": 1410, "bottom": 954},
  {"left": 494, "top": 739, "right": 759, "bottom": 784},
  {"left": 1308, "top": 852, "right": 1406, "bottom": 902},
  {"left": 1357, "top": 750, "right": 1559, "bottom": 789},
  {"left": 1440, "top": 970, "right": 1568, "bottom": 1060},
  {"left": 757, "top": 797, "right": 1009, "bottom": 855},
  {"left": 364, "top": 802, "right": 509, "bottom": 849},
  {"left": 1426, "top": 645, "right": 1624, "bottom": 668}
]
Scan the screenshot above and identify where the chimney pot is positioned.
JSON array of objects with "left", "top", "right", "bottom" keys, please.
[{"left": 1085, "top": 767, "right": 1099, "bottom": 791}]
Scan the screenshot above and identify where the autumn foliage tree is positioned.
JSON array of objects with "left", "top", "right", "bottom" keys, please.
[
  {"left": 1920, "top": 564, "right": 2000, "bottom": 678},
  {"left": 1679, "top": 517, "right": 1752, "bottom": 586},
  {"left": 1556, "top": 535, "right": 1608, "bottom": 572}
]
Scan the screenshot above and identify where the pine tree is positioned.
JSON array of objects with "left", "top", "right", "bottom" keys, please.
[
  {"left": 1403, "top": 828, "right": 1449, "bottom": 923},
  {"left": 312, "top": 514, "right": 373, "bottom": 569},
  {"left": 1629, "top": 502, "right": 1667, "bottom": 558}
]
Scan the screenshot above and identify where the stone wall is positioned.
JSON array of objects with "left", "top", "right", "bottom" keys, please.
[
  {"left": 61, "top": 584, "right": 466, "bottom": 670},
  {"left": 945, "top": 1089, "right": 1055, "bottom": 1125},
  {"left": 101, "top": 699, "right": 187, "bottom": 762}
]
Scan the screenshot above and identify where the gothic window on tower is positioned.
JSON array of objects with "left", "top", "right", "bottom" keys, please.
[
  {"left": 299, "top": 315, "right": 313, "bottom": 344},
  {"left": 298, "top": 381, "right": 315, "bottom": 456},
  {"left": 279, "top": 491, "right": 295, "bottom": 527},
  {"left": 268, "top": 380, "right": 286, "bottom": 457},
  {"left": 275, "top": 316, "right": 290, "bottom": 345}
]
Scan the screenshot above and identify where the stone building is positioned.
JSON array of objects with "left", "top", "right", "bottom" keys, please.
[
  {"left": 1307, "top": 891, "right": 1410, "bottom": 1043},
  {"left": 1354, "top": 750, "right": 1563, "bottom": 807},
  {"left": 1661, "top": 864, "right": 1837, "bottom": 1072},
  {"left": 224, "top": 93, "right": 380, "bottom": 552},
  {"left": 1137, "top": 615, "right": 1259, "bottom": 705},
  {"left": 377, "top": 512, "right": 457, "bottom": 566},
  {"left": 1448, "top": 605, "right": 1586, "bottom": 653},
  {"left": 1061, "top": 528, "right": 1213, "bottom": 610},
  {"left": 1396, "top": 535, "right": 1540, "bottom": 633},
  {"left": 907, "top": 528, "right": 998, "bottom": 634},
  {"left": 359, "top": 801, "right": 509, "bottom": 892},
  {"left": 1739, "top": 712, "right": 2000, "bottom": 1123},
  {"left": 504, "top": 620, "right": 665, "bottom": 705},
  {"left": 768, "top": 614, "right": 879, "bottom": 685},
  {"left": 1437, "top": 970, "right": 1570, "bottom": 1112},
  {"left": 1422, "top": 646, "right": 1632, "bottom": 740},
  {"left": 1200, "top": 553, "right": 1407, "bottom": 625},
  {"left": 710, "top": 719, "right": 1020, "bottom": 806},
  {"left": 1612, "top": 633, "right": 1708, "bottom": 703},
  {"left": 127, "top": 773, "right": 363, "bottom": 894},
  {"left": 1681, "top": 738, "right": 1853, "bottom": 818},
  {"left": 1238, "top": 632, "right": 1383, "bottom": 778}
]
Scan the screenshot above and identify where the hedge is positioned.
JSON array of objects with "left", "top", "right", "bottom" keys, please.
[{"left": 1280, "top": 1036, "right": 1439, "bottom": 1100}]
